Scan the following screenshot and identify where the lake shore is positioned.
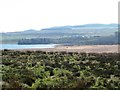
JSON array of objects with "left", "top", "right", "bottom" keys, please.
[{"left": 15, "top": 45, "right": 119, "bottom": 53}]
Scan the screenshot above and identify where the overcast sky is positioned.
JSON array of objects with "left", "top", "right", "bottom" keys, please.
[{"left": 0, "top": 0, "right": 119, "bottom": 32}]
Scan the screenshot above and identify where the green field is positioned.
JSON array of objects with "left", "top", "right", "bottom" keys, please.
[{"left": 1, "top": 50, "right": 120, "bottom": 89}]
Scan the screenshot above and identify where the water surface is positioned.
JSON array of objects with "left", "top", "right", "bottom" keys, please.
[{"left": 0, "top": 44, "right": 56, "bottom": 50}]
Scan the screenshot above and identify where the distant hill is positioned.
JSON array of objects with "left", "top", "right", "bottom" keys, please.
[
  {"left": 40, "top": 24, "right": 118, "bottom": 36},
  {"left": 41, "top": 23, "right": 117, "bottom": 30},
  {"left": 1, "top": 23, "right": 117, "bottom": 34},
  {"left": 1, "top": 24, "right": 118, "bottom": 44}
]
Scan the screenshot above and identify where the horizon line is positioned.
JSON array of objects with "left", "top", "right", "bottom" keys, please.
[{"left": 1, "top": 23, "right": 118, "bottom": 33}]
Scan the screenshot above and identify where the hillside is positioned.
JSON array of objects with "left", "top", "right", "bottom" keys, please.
[{"left": 1, "top": 24, "right": 118, "bottom": 44}]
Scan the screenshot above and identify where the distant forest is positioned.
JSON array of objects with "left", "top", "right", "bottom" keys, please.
[
  {"left": 1, "top": 24, "right": 119, "bottom": 45},
  {"left": 18, "top": 33, "right": 118, "bottom": 45}
]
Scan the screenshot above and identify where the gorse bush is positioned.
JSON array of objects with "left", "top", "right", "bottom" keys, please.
[{"left": 1, "top": 50, "right": 120, "bottom": 89}]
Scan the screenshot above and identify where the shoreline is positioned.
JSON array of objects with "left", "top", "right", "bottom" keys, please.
[{"left": 10, "top": 45, "right": 119, "bottom": 53}]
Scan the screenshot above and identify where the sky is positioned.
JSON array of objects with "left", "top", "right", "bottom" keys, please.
[{"left": 0, "top": 0, "right": 119, "bottom": 32}]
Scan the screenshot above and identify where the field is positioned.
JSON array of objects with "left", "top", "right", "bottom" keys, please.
[{"left": 1, "top": 49, "right": 120, "bottom": 89}]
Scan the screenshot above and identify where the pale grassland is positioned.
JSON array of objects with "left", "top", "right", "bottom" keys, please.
[{"left": 17, "top": 45, "right": 119, "bottom": 53}]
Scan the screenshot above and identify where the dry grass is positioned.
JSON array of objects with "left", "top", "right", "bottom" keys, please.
[{"left": 16, "top": 45, "right": 119, "bottom": 53}]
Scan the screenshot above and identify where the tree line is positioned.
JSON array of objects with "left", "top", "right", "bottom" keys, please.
[{"left": 18, "top": 35, "right": 118, "bottom": 45}]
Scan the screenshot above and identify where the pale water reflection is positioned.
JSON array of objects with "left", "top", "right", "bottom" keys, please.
[{"left": 0, "top": 44, "right": 56, "bottom": 50}]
